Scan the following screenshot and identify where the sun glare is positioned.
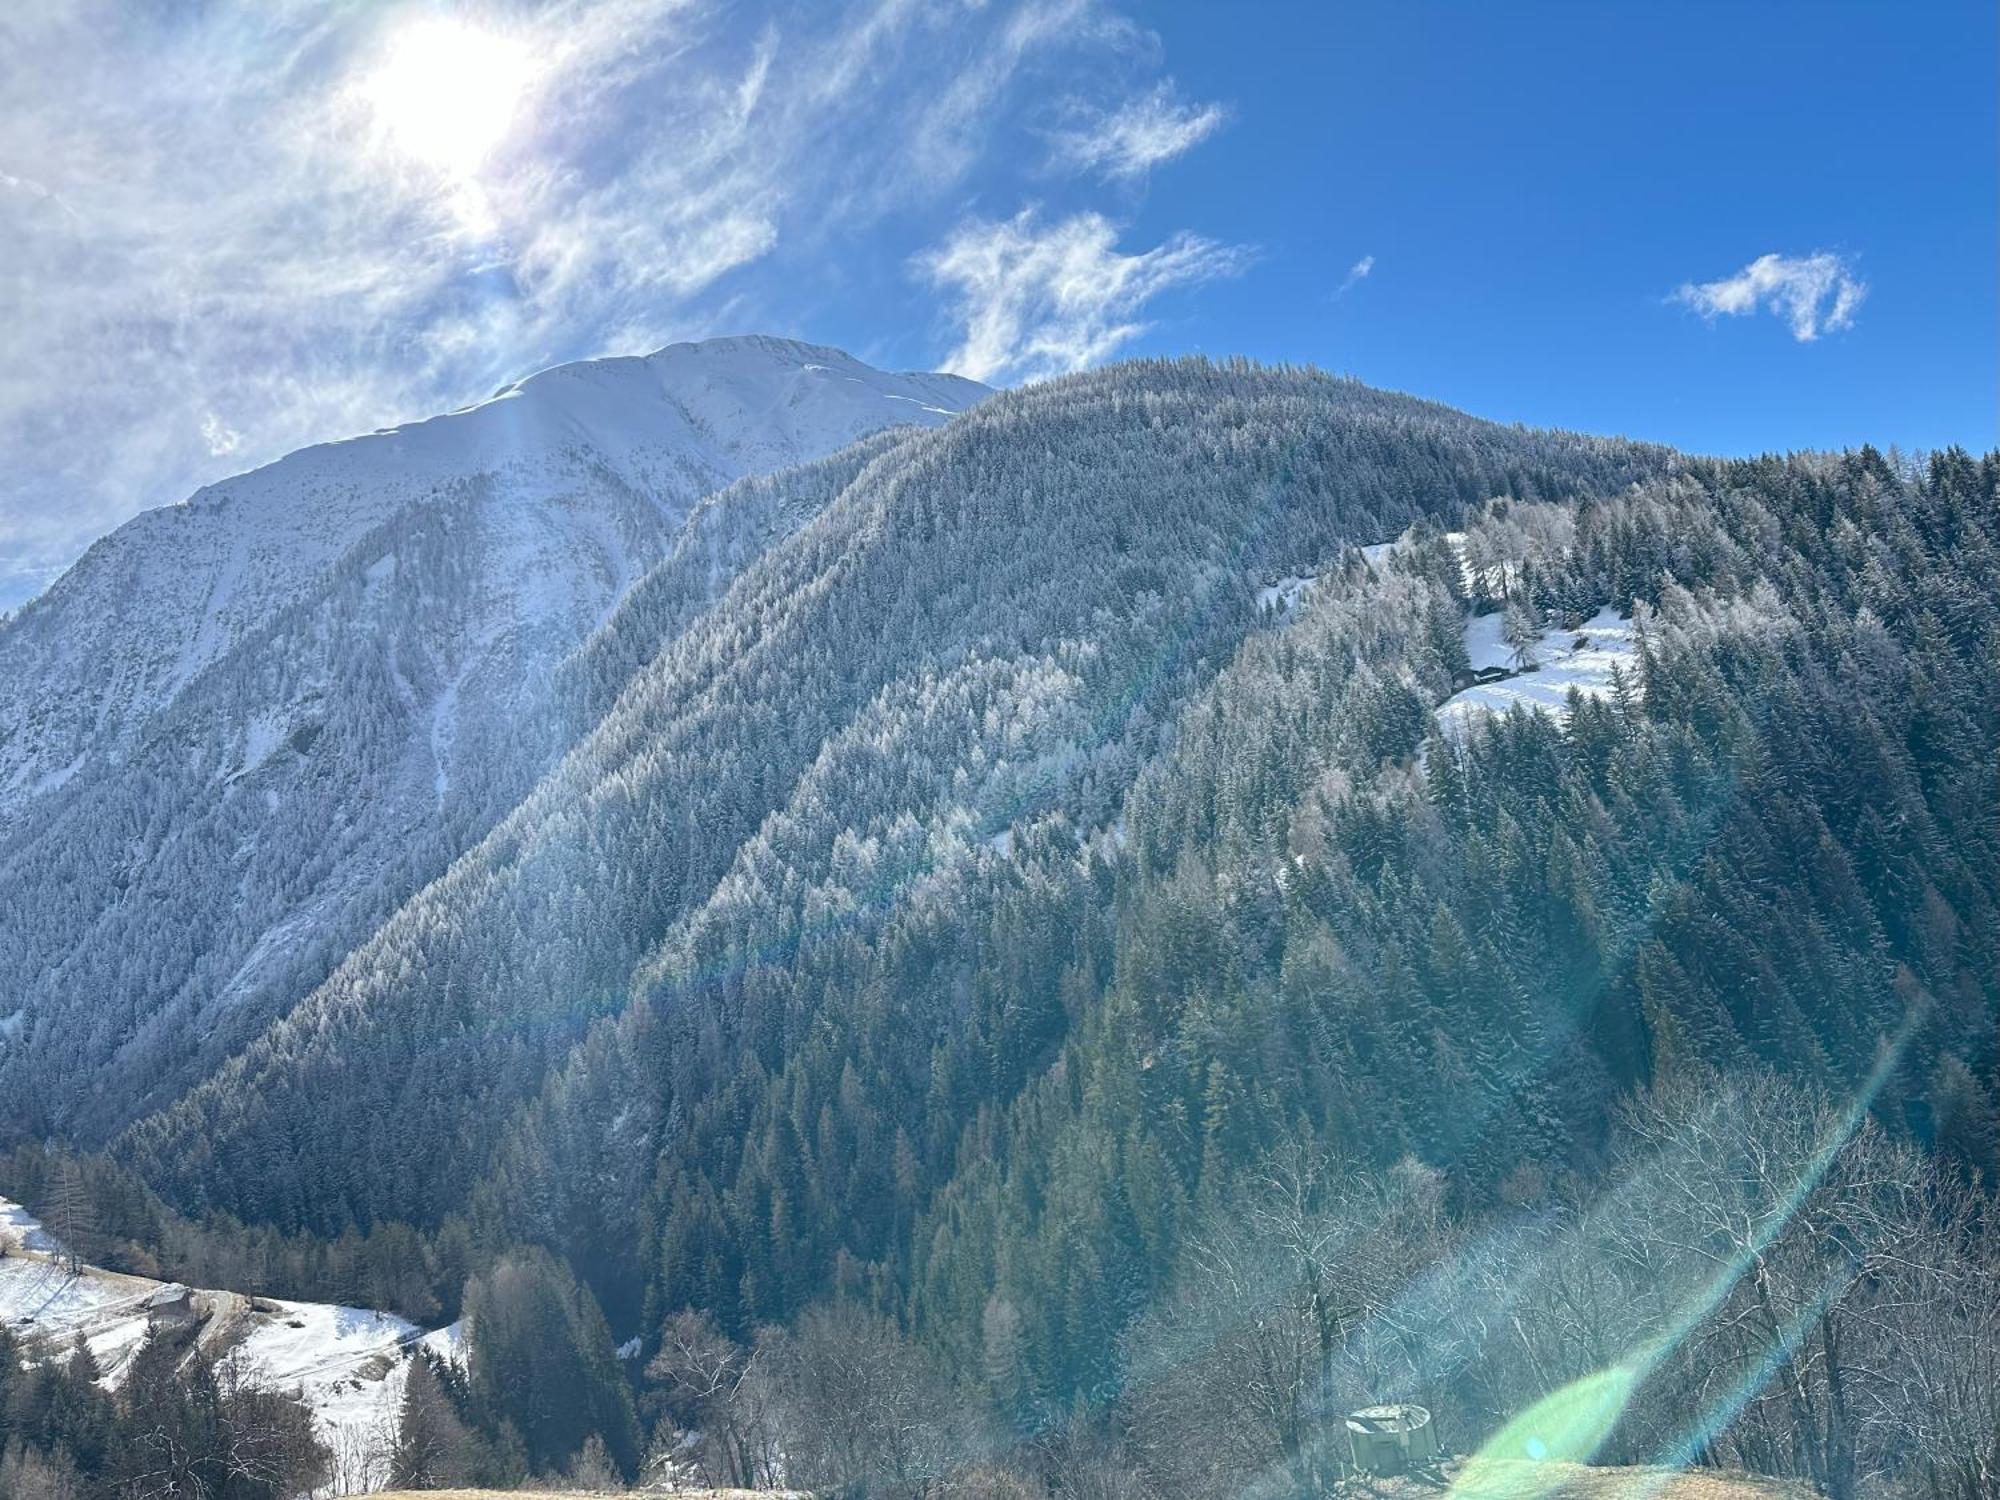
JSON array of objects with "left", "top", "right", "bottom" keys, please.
[{"left": 363, "top": 17, "right": 536, "bottom": 176}]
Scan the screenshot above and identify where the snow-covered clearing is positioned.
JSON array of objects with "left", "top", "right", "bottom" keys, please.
[
  {"left": 0, "top": 1194, "right": 460, "bottom": 1493},
  {"left": 0, "top": 1231, "right": 162, "bottom": 1385},
  {"left": 1254, "top": 573, "right": 1317, "bottom": 614},
  {"left": 0, "top": 1196, "right": 64, "bottom": 1255},
  {"left": 234, "top": 707, "right": 291, "bottom": 779},
  {"left": 1436, "top": 606, "right": 1639, "bottom": 734},
  {"left": 1253, "top": 525, "right": 1427, "bottom": 618}
]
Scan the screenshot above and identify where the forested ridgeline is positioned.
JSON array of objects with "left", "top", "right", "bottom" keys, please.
[
  {"left": 0, "top": 436, "right": 919, "bottom": 1152},
  {"left": 0, "top": 466, "right": 686, "bottom": 1146},
  {"left": 123, "top": 361, "right": 1670, "bottom": 1237}
]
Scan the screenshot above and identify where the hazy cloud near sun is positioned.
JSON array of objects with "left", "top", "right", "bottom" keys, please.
[
  {"left": 1674, "top": 252, "right": 1866, "bottom": 342},
  {"left": 0, "top": 0, "right": 1236, "bottom": 611}
]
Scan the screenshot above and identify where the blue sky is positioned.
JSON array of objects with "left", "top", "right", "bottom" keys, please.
[{"left": 0, "top": 0, "right": 1992, "bottom": 610}]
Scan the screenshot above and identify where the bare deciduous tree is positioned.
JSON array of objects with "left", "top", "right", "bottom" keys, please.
[
  {"left": 645, "top": 1308, "right": 778, "bottom": 1490},
  {"left": 1120, "top": 1145, "right": 1457, "bottom": 1498},
  {"left": 751, "top": 1301, "right": 975, "bottom": 1498}
]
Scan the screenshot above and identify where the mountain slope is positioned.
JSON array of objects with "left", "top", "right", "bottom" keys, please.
[
  {"left": 471, "top": 442, "right": 1998, "bottom": 1416},
  {"left": 123, "top": 358, "right": 1674, "bottom": 1236},
  {"left": 0, "top": 337, "right": 986, "bottom": 1141}
]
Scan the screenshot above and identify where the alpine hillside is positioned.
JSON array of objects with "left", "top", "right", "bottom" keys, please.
[
  {"left": 0, "top": 336, "right": 987, "bottom": 1139},
  {"left": 4, "top": 355, "right": 1995, "bottom": 1500},
  {"left": 121, "top": 359, "right": 1675, "bottom": 1240}
]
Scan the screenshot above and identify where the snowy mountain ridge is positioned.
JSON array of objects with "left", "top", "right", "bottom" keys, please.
[{"left": 0, "top": 336, "right": 987, "bottom": 819}]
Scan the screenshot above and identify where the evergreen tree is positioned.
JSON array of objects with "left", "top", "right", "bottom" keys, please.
[{"left": 462, "top": 1246, "right": 639, "bottom": 1479}]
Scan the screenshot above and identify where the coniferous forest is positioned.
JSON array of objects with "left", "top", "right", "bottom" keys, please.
[{"left": 2, "top": 361, "right": 1996, "bottom": 1498}]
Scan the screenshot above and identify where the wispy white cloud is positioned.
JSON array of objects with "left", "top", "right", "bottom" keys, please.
[
  {"left": 905, "top": 0, "right": 1100, "bottom": 193},
  {"left": 0, "top": 0, "right": 1165, "bottom": 610},
  {"left": 199, "top": 413, "right": 244, "bottom": 457},
  {"left": 1673, "top": 251, "right": 1866, "bottom": 342},
  {"left": 1047, "top": 81, "right": 1228, "bottom": 181},
  {"left": 1335, "top": 254, "right": 1374, "bottom": 296},
  {"left": 920, "top": 209, "right": 1247, "bottom": 384}
]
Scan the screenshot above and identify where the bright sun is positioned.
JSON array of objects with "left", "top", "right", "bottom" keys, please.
[{"left": 363, "top": 17, "right": 536, "bottom": 175}]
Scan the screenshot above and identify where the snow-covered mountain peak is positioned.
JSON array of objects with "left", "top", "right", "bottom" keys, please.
[
  {"left": 178, "top": 335, "right": 983, "bottom": 515},
  {"left": 0, "top": 337, "right": 989, "bottom": 817}
]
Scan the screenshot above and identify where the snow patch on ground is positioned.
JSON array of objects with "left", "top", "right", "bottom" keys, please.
[
  {"left": 0, "top": 1195, "right": 453, "bottom": 1493},
  {"left": 1461, "top": 610, "right": 1517, "bottom": 674},
  {"left": 1253, "top": 529, "right": 1421, "bottom": 617},
  {"left": 0, "top": 1246, "right": 157, "bottom": 1382},
  {"left": 418, "top": 1321, "right": 465, "bottom": 1366},
  {"left": 0, "top": 1198, "right": 60, "bottom": 1254},
  {"left": 1255, "top": 574, "right": 1317, "bottom": 614},
  {"left": 1436, "top": 606, "right": 1639, "bottom": 734},
  {"left": 13, "top": 751, "right": 86, "bottom": 804},
  {"left": 235, "top": 709, "right": 289, "bottom": 778},
  {"left": 880, "top": 392, "right": 960, "bottom": 416},
  {"left": 236, "top": 1297, "right": 430, "bottom": 1487}
]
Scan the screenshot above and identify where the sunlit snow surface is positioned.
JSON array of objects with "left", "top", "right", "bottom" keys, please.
[
  {"left": 0, "top": 1194, "right": 461, "bottom": 1493},
  {"left": 1253, "top": 536, "right": 1410, "bottom": 615},
  {"left": 1254, "top": 573, "right": 1317, "bottom": 614},
  {"left": 0, "top": 1196, "right": 56, "bottom": 1252},
  {"left": 1436, "top": 606, "right": 1639, "bottom": 734}
]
